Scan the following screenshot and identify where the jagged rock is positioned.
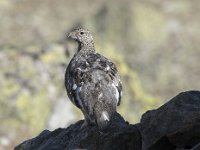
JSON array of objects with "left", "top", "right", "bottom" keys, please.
[
  {"left": 140, "top": 91, "right": 200, "bottom": 150},
  {"left": 14, "top": 91, "right": 200, "bottom": 150},
  {"left": 14, "top": 113, "right": 141, "bottom": 150}
]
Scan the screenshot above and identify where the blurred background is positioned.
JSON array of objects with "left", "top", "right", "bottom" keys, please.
[{"left": 0, "top": 0, "right": 200, "bottom": 149}]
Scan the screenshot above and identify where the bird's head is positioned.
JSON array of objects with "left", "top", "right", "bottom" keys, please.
[{"left": 67, "top": 27, "right": 94, "bottom": 46}]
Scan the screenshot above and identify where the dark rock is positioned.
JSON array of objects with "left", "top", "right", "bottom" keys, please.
[
  {"left": 192, "top": 142, "right": 200, "bottom": 150},
  {"left": 14, "top": 91, "right": 200, "bottom": 150},
  {"left": 14, "top": 113, "right": 142, "bottom": 150},
  {"left": 140, "top": 91, "right": 200, "bottom": 150}
]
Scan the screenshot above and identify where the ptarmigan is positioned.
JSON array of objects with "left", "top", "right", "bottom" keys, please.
[{"left": 65, "top": 27, "right": 122, "bottom": 130}]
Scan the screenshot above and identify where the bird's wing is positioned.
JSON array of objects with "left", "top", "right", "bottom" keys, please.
[
  {"left": 65, "top": 52, "right": 122, "bottom": 109},
  {"left": 89, "top": 53, "right": 122, "bottom": 105}
]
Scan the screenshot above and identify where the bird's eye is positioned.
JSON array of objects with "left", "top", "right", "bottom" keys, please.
[{"left": 80, "top": 32, "right": 84, "bottom": 35}]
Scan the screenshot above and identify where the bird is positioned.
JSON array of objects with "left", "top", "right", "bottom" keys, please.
[{"left": 65, "top": 27, "right": 122, "bottom": 130}]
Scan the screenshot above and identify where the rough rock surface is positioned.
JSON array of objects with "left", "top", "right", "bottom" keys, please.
[
  {"left": 140, "top": 91, "right": 200, "bottom": 150},
  {"left": 14, "top": 91, "right": 200, "bottom": 150}
]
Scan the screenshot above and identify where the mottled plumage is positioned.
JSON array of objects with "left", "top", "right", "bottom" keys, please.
[{"left": 65, "top": 27, "right": 122, "bottom": 130}]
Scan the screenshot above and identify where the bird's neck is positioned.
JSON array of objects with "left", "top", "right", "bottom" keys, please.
[{"left": 78, "top": 41, "right": 95, "bottom": 53}]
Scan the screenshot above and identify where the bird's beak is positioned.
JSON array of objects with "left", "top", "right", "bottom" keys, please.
[
  {"left": 67, "top": 33, "right": 72, "bottom": 38},
  {"left": 67, "top": 32, "right": 76, "bottom": 39}
]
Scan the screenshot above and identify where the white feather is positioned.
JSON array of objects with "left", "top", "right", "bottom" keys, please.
[
  {"left": 98, "top": 93, "right": 103, "bottom": 99},
  {"left": 73, "top": 84, "right": 77, "bottom": 90},
  {"left": 101, "top": 111, "right": 109, "bottom": 121},
  {"left": 112, "top": 83, "right": 119, "bottom": 103},
  {"left": 76, "top": 86, "right": 84, "bottom": 109},
  {"left": 105, "top": 66, "right": 110, "bottom": 71}
]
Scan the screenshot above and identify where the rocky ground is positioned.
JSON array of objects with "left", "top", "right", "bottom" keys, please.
[{"left": 14, "top": 91, "right": 200, "bottom": 150}]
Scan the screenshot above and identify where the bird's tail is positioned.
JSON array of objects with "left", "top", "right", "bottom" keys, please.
[{"left": 93, "top": 100, "right": 115, "bottom": 130}]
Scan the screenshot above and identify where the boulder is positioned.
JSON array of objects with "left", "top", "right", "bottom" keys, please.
[
  {"left": 15, "top": 91, "right": 200, "bottom": 150},
  {"left": 14, "top": 113, "right": 141, "bottom": 150},
  {"left": 140, "top": 91, "right": 200, "bottom": 150}
]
